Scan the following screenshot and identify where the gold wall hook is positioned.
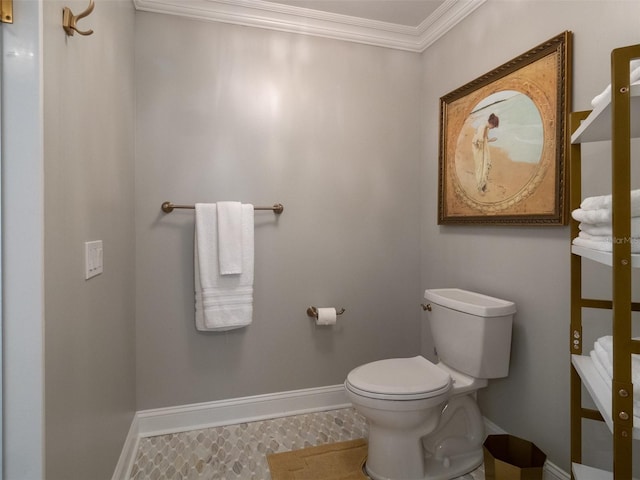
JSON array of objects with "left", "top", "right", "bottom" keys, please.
[{"left": 63, "top": 0, "right": 95, "bottom": 36}]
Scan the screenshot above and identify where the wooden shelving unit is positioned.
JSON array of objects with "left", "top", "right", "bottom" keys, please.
[{"left": 569, "top": 44, "right": 640, "bottom": 480}]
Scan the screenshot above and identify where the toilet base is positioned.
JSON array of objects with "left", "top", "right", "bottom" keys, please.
[
  {"left": 365, "top": 448, "right": 482, "bottom": 480},
  {"left": 423, "top": 448, "right": 483, "bottom": 480},
  {"left": 363, "top": 393, "right": 486, "bottom": 480}
]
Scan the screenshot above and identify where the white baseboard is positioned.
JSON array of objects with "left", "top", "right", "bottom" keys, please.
[
  {"left": 483, "top": 416, "right": 507, "bottom": 435},
  {"left": 136, "top": 384, "right": 350, "bottom": 437},
  {"left": 113, "top": 384, "right": 350, "bottom": 479},
  {"left": 544, "top": 462, "right": 570, "bottom": 480},
  {"left": 111, "top": 415, "right": 141, "bottom": 480},
  {"left": 114, "top": 385, "right": 570, "bottom": 480}
]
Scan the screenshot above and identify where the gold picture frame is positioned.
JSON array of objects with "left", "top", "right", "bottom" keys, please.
[{"left": 438, "top": 31, "right": 572, "bottom": 225}]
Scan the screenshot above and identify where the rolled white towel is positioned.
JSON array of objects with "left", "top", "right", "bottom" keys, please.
[
  {"left": 591, "top": 60, "right": 640, "bottom": 108},
  {"left": 579, "top": 217, "right": 640, "bottom": 237},
  {"left": 580, "top": 189, "right": 640, "bottom": 214}
]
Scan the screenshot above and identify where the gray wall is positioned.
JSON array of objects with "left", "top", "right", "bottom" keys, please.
[
  {"left": 134, "top": 13, "right": 423, "bottom": 409},
  {"left": 43, "top": 1, "right": 136, "bottom": 479},
  {"left": 36, "top": 1, "right": 640, "bottom": 477},
  {"left": 421, "top": 0, "right": 640, "bottom": 472}
]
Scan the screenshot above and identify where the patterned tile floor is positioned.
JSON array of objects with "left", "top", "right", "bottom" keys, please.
[{"left": 129, "top": 407, "right": 485, "bottom": 480}]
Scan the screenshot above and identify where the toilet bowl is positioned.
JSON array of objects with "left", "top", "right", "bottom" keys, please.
[
  {"left": 345, "top": 356, "right": 452, "bottom": 480},
  {"left": 345, "top": 288, "right": 515, "bottom": 480}
]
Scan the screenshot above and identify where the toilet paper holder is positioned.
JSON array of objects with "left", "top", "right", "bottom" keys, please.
[{"left": 306, "top": 306, "right": 346, "bottom": 318}]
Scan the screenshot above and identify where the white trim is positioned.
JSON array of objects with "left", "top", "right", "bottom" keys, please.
[
  {"left": 545, "top": 462, "right": 570, "bottom": 480},
  {"left": 416, "top": 0, "right": 485, "bottom": 51},
  {"left": 137, "top": 384, "right": 349, "bottom": 437},
  {"left": 113, "top": 384, "right": 349, "bottom": 478},
  {"left": 111, "top": 416, "right": 141, "bottom": 480},
  {"left": 2, "top": 0, "right": 46, "bottom": 477},
  {"left": 132, "top": 0, "right": 486, "bottom": 52},
  {"left": 483, "top": 416, "right": 507, "bottom": 436}
]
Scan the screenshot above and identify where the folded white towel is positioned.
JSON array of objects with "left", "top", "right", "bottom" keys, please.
[
  {"left": 217, "top": 201, "right": 243, "bottom": 275},
  {"left": 594, "top": 342, "right": 613, "bottom": 378},
  {"left": 597, "top": 336, "right": 640, "bottom": 388},
  {"left": 579, "top": 217, "right": 640, "bottom": 237},
  {"left": 572, "top": 209, "right": 640, "bottom": 226},
  {"left": 598, "top": 335, "right": 613, "bottom": 353},
  {"left": 590, "top": 350, "right": 640, "bottom": 421},
  {"left": 572, "top": 208, "right": 612, "bottom": 224},
  {"left": 590, "top": 349, "right": 612, "bottom": 384},
  {"left": 580, "top": 189, "right": 640, "bottom": 214},
  {"left": 195, "top": 203, "right": 254, "bottom": 331},
  {"left": 591, "top": 60, "right": 640, "bottom": 108},
  {"left": 572, "top": 236, "right": 640, "bottom": 253},
  {"left": 593, "top": 336, "right": 640, "bottom": 417},
  {"left": 579, "top": 231, "right": 640, "bottom": 242}
]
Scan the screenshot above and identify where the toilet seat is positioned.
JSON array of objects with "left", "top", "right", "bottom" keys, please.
[{"left": 346, "top": 356, "right": 451, "bottom": 401}]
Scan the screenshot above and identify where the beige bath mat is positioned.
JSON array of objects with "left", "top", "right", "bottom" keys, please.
[{"left": 267, "top": 439, "right": 368, "bottom": 480}]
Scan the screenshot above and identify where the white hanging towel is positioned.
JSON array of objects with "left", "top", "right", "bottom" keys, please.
[
  {"left": 217, "top": 201, "right": 244, "bottom": 275},
  {"left": 194, "top": 203, "right": 254, "bottom": 331}
]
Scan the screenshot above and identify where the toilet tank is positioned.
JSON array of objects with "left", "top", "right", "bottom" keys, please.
[{"left": 424, "top": 288, "right": 515, "bottom": 379}]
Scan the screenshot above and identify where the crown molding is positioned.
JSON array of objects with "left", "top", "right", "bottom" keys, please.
[
  {"left": 133, "top": 0, "right": 486, "bottom": 52},
  {"left": 417, "top": 0, "right": 485, "bottom": 51}
]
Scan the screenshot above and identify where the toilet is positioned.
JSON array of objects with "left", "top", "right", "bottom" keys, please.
[{"left": 345, "top": 288, "right": 515, "bottom": 480}]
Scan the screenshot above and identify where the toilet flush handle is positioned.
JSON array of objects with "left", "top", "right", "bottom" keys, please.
[{"left": 421, "top": 303, "right": 432, "bottom": 311}]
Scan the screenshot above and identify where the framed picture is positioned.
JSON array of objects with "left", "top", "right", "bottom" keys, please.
[{"left": 438, "top": 31, "right": 572, "bottom": 225}]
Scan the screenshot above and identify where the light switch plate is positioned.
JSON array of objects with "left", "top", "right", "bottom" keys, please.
[{"left": 85, "top": 240, "right": 103, "bottom": 279}]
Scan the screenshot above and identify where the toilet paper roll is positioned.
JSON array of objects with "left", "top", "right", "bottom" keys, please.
[{"left": 316, "top": 307, "right": 337, "bottom": 326}]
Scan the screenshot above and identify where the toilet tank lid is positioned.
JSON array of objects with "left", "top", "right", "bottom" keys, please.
[{"left": 424, "top": 288, "right": 516, "bottom": 317}]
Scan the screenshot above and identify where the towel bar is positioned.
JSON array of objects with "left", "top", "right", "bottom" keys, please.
[{"left": 161, "top": 201, "right": 284, "bottom": 214}]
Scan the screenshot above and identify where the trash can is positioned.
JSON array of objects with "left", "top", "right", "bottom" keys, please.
[{"left": 483, "top": 434, "right": 546, "bottom": 480}]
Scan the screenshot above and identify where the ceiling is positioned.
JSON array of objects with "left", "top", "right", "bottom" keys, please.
[
  {"left": 133, "top": 0, "right": 486, "bottom": 52},
  {"left": 265, "top": 0, "right": 445, "bottom": 28}
]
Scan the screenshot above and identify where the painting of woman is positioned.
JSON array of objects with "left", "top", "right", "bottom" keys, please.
[
  {"left": 471, "top": 113, "right": 499, "bottom": 194},
  {"left": 438, "top": 31, "right": 570, "bottom": 225}
]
